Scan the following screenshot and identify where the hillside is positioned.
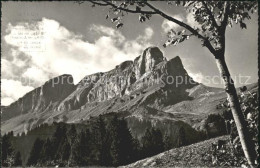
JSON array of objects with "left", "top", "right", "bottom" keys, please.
[{"left": 121, "top": 136, "right": 229, "bottom": 168}]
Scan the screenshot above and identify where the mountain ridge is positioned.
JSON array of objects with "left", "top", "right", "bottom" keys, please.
[{"left": 1, "top": 46, "right": 231, "bottom": 135}]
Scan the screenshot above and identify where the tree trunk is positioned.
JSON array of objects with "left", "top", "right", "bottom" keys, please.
[{"left": 215, "top": 54, "right": 256, "bottom": 167}]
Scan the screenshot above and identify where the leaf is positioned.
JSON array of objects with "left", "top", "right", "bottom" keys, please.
[
  {"left": 145, "top": 14, "right": 152, "bottom": 20},
  {"left": 111, "top": 17, "right": 120, "bottom": 23},
  {"left": 184, "top": 1, "right": 195, "bottom": 7},
  {"left": 139, "top": 15, "right": 146, "bottom": 22},
  {"left": 228, "top": 20, "right": 233, "bottom": 28},
  {"left": 163, "top": 40, "right": 172, "bottom": 48},
  {"left": 163, "top": 43, "right": 167, "bottom": 48},
  {"left": 170, "top": 29, "right": 176, "bottom": 36},
  {"left": 116, "top": 23, "right": 123, "bottom": 29},
  {"left": 240, "top": 22, "right": 247, "bottom": 29},
  {"left": 235, "top": 18, "right": 238, "bottom": 24},
  {"left": 173, "top": 40, "right": 179, "bottom": 46},
  {"left": 179, "top": 37, "right": 185, "bottom": 43}
]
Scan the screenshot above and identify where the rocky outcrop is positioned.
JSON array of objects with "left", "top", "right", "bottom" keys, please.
[
  {"left": 134, "top": 47, "right": 165, "bottom": 78},
  {"left": 56, "top": 46, "right": 196, "bottom": 111},
  {"left": 2, "top": 75, "right": 75, "bottom": 121}
]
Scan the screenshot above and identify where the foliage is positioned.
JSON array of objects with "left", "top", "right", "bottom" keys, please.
[
  {"left": 141, "top": 127, "right": 164, "bottom": 158},
  {"left": 27, "top": 138, "right": 44, "bottom": 166},
  {"left": 177, "top": 126, "right": 187, "bottom": 147},
  {"left": 204, "top": 114, "right": 227, "bottom": 138},
  {"left": 163, "top": 133, "right": 173, "bottom": 150},
  {"left": 211, "top": 87, "right": 258, "bottom": 166},
  {"left": 13, "top": 151, "right": 22, "bottom": 166},
  {"left": 1, "top": 131, "right": 22, "bottom": 167}
]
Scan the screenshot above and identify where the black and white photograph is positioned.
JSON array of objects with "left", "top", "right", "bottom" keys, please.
[{"left": 1, "top": 1, "right": 258, "bottom": 167}]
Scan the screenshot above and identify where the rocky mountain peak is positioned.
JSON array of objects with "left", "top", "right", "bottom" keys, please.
[
  {"left": 143, "top": 46, "right": 165, "bottom": 62},
  {"left": 134, "top": 46, "right": 166, "bottom": 78},
  {"left": 45, "top": 74, "right": 74, "bottom": 86}
]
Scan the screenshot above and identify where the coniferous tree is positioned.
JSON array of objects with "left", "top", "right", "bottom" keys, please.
[
  {"left": 109, "top": 116, "right": 135, "bottom": 166},
  {"left": 71, "top": 129, "right": 92, "bottom": 166},
  {"left": 49, "top": 124, "right": 64, "bottom": 160},
  {"left": 163, "top": 133, "right": 173, "bottom": 150},
  {"left": 141, "top": 128, "right": 164, "bottom": 158},
  {"left": 2, "top": 133, "right": 15, "bottom": 167},
  {"left": 13, "top": 151, "right": 22, "bottom": 166},
  {"left": 67, "top": 125, "right": 78, "bottom": 166},
  {"left": 91, "top": 116, "right": 108, "bottom": 165},
  {"left": 132, "top": 137, "right": 141, "bottom": 162},
  {"left": 53, "top": 124, "right": 68, "bottom": 162},
  {"left": 60, "top": 138, "right": 71, "bottom": 165},
  {"left": 151, "top": 128, "right": 164, "bottom": 154},
  {"left": 177, "top": 126, "right": 187, "bottom": 147},
  {"left": 39, "top": 138, "right": 53, "bottom": 164},
  {"left": 27, "top": 138, "right": 44, "bottom": 166}
]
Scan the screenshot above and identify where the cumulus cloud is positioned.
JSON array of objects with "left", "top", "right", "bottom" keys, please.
[
  {"left": 2, "top": 97, "right": 15, "bottom": 107},
  {"left": 137, "top": 27, "right": 154, "bottom": 41},
  {"left": 1, "top": 79, "right": 34, "bottom": 106},
  {"left": 2, "top": 18, "right": 154, "bottom": 105},
  {"left": 22, "top": 66, "right": 50, "bottom": 85},
  {"left": 161, "top": 15, "right": 185, "bottom": 33}
]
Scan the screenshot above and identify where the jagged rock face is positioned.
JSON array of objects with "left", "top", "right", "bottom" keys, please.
[
  {"left": 57, "top": 73, "right": 103, "bottom": 111},
  {"left": 56, "top": 46, "right": 195, "bottom": 111},
  {"left": 2, "top": 75, "right": 75, "bottom": 121},
  {"left": 134, "top": 47, "right": 165, "bottom": 78}
]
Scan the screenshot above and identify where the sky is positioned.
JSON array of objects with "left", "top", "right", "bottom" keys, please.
[{"left": 1, "top": 1, "right": 258, "bottom": 106}]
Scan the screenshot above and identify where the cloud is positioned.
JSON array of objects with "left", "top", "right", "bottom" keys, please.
[
  {"left": 2, "top": 97, "right": 15, "bottom": 107},
  {"left": 22, "top": 66, "right": 50, "bottom": 85},
  {"left": 1, "top": 79, "right": 34, "bottom": 106},
  {"left": 161, "top": 15, "right": 185, "bottom": 33},
  {"left": 3, "top": 18, "right": 154, "bottom": 105},
  {"left": 142, "top": 27, "right": 154, "bottom": 41},
  {"left": 1, "top": 59, "right": 14, "bottom": 78}
]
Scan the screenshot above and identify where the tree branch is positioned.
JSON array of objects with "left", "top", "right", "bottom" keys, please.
[
  {"left": 88, "top": 0, "right": 157, "bottom": 14},
  {"left": 221, "top": 2, "right": 230, "bottom": 30},
  {"left": 201, "top": 1, "right": 220, "bottom": 28},
  {"left": 144, "top": 2, "right": 216, "bottom": 55}
]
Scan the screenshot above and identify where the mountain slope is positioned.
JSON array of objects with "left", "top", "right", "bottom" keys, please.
[{"left": 120, "top": 135, "right": 229, "bottom": 168}]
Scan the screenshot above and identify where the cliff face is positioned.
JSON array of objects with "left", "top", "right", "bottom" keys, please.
[
  {"left": 56, "top": 46, "right": 195, "bottom": 111},
  {"left": 2, "top": 75, "right": 75, "bottom": 121}
]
